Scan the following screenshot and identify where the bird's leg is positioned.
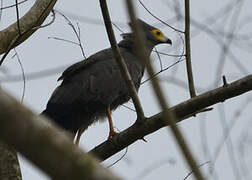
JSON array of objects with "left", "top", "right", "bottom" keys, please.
[
  {"left": 75, "top": 128, "right": 84, "bottom": 145},
  {"left": 106, "top": 106, "right": 118, "bottom": 139}
]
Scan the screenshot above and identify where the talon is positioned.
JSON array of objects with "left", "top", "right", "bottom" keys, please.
[{"left": 108, "top": 130, "right": 119, "bottom": 139}]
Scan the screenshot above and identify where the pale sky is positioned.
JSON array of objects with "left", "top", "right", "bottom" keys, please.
[{"left": 1, "top": 0, "right": 252, "bottom": 180}]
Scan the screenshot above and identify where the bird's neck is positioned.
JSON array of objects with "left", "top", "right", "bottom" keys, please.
[{"left": 118, "top": 39, "right": 154, "bottom": 57}]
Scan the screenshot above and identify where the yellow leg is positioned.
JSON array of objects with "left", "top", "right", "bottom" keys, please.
[
  {"left": 106, "top": 107, "right": 118, "bottom": 139},
  {"left": 75, "top": 128, "right": 84, "bottom": 145}
]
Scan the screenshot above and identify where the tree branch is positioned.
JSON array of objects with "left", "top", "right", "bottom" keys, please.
[
  {"left": 0, "top": 88, "right": 121, "bottom": 180},
  {"left": 125, "top": 1, "right": 204, "bottom": 179},
  {"left": 99, "top": 0, "right": 145, "bottom": 121},
  {"left": 0, "top": 1, "right": 58, "bottom": 178},
  {"left": 0, "top": 72, "right": 251, "bottom": 180},
  {"left": 0, "top": 142, "right": 22, "bottom": 180},
  {"left": 185, "top": 0, "right": 197, "bottom": 97},
  {"left": 90, "top": 75, "right": 252, "bottom": 161},
  {"left": 0, "top": 0, "right": 57, "bottom": 55}
]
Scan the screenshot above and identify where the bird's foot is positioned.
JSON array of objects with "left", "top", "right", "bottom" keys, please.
[{"left": 108, "top": 130, "right": 119, "bottom": 140}]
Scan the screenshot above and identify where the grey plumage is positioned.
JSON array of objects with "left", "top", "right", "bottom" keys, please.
[{"left": 42, "top": 19, "right": 172, "bottom": 140}]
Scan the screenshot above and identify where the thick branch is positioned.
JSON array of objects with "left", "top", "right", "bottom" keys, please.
[
  {"left": 90, "top": 75, "right": 252, "bottom": 161},
  {"left": 0, "top": 74, "right": 250, "bottom": 180},
  {"left": 0, "top": 0, "right": 57, "bottom": 55},
  {"left": 0, "top": 142, "right": 22, "bottom": 180},
  {"left": 0, "top": 88, "right": 121, "bottom": 180}
]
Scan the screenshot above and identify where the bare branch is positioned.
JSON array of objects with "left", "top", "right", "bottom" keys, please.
[
  {"left": 0, "top": 0, "right": 58, "bottom": 55},
  {"left": 125, "top": 1, "right": 204, "bottom": 179},
  {"left": 90, "top": 75, "right": 252, "bottom": 162},
  {"left": 184, "top": 0, "right": 196, "bottom": 97},
  {"left": 138, "top": 0, "right": 184, "bottom": 33},
  {"left": 99, "top": 0, "right": 145, "bottom": 121},
  {"left": 0, "top": 142, "right": 22, "bottom": 180},
  {"left": 15, "top": 0, "right": 21, "bottom": 36},
  {"left": 0, "top": 63, "right": 70, "bottom": 82},
  {"left": 0, "top": 88, "right": 121, "bottom": 180},
  {"left": 0, "top": 0, "right": 28, "bottom": 10},
  {"left": 0, "top": 69, "right": 251, "bottom": 180}
]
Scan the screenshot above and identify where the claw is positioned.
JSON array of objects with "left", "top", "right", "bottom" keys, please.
[{"left": 108, "top": 130, "right": 119, "bottom": 139}]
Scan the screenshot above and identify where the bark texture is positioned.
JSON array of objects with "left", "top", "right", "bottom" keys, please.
[
  {"left": 0, "top": 142, "right": 22, "bottom": 180},
  {"left": 0, "top": 0, "right": 57, "bottom": 55},
  {"left": 90, "top": 75, "right": 252, "bottom": 161},
  {"left": 0, "top": 75, "right": 251, "bottom": 178},
  {"left": 0, "top": 87, "right": 121, "bottom": 180}
]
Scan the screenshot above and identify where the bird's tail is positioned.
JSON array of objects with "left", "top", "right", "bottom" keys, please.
[{"left": 41, "top": 108, "right": 79, "bottom": 135}]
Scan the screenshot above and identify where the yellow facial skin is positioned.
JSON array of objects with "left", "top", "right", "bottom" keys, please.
[{"left": 152, "top": 29, "right": 169, "bottom": 43}]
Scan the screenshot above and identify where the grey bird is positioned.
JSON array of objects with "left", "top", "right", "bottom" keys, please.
[{"left": 42, "top": 19, "right": 172, "bottom": 144}]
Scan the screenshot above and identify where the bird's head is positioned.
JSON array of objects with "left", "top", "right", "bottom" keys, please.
[{"left": 120, "top": 19, "right": 172, "bottom": 54}]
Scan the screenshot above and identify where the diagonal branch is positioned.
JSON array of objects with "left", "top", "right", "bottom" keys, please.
[
  {"left": 0, "top": 0, "right": 57, "bottom": 55},
  {"left": 0, "top": 142, "right": 22, "bottom": 180},
  {"left": 125, "top": 1, "right": 204, "bottom": 180},
  {"left": 99, "top": 0, "right": 145, "bottom": 121},
  {"left": 0, "top": 1, "right": 57, "bottom": 178},
  {"left": 0, "top": 74, "right": 251, "bottom": 179},
  {"left": 0, "top": 88, "right": 121, "bottom": 180},
  {"left": 90, "top": 75, "right": 252, "bottom": 161}
]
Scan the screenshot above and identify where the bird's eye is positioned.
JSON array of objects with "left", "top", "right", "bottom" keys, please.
[
  {"left": 152, "top": 29, "right": 163, "bottom": 38},
  {"left": 152, "top": 29, "right": 167, "bottom": 42}
]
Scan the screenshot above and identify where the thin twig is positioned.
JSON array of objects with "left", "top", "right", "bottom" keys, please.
[
  {"left": 0, "top": 1, "right": 3, "bottom": 21},
  {"left": 112, "top": 22, "right": 124, "bottom": 33},
  {"left": 106, "top": 147, "right": 128, "bottom": 168},
  {"left": 0, "top": 36, "right": 19, "bottom": 66},
  {"left": 34, "top": 10, "right": 56, "bottom": 29},
  {"left": 15, "top": 0, "right": 21, "bottom": 35},
  {"left": 0, "top": 50, "right": 180, "bottom": 83},
  {"left": 0, "top": 11, "right": 56, "bottom": 66},
  {"left": 152, "top": 49, "right": 185, "bottom": 57},
  {"left": 0, "top": 0, "right": 28, "bottom": 10},
  {"left": 138, "top": 0, "right": 183, "bottom": 33},
  {"left": 184, "top": 0, "right": 196, "bottom": 98},
  {"left": 0, "top": 63, "right": 72, "bottom": 83},
  {"left": 54, "top": 10, "right": 86, "bottom": 59},
  {"left": 183, "top": 161, "right": 210, "bottom": 180},
  {"left": 141, "top": 58, "right": 185, "bottom": 84},
  {"left": 154, "top": 47, "right": 163, "bottom": 71},
  {"left": 122, "top": 104, "right": 136, "bottom": 112},
  {"left": 48, "top": 37, "right": 79, "bottom": 45},
  {"left": 0, "top": 0, "right": 57, "bottom": 64},
  {"left": 13, "top": 49, "right": 25, "bottom": 104}
]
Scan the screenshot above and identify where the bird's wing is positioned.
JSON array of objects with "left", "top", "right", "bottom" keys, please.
[
  {"left": 58, "top": 48, "right": 114, "bottom": 81},
  {"left": 48, "top": 48, "right": 119, "bottom": 104},
  {"left": 48, "top": 48, "right": 143, "bottom": 107}
]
